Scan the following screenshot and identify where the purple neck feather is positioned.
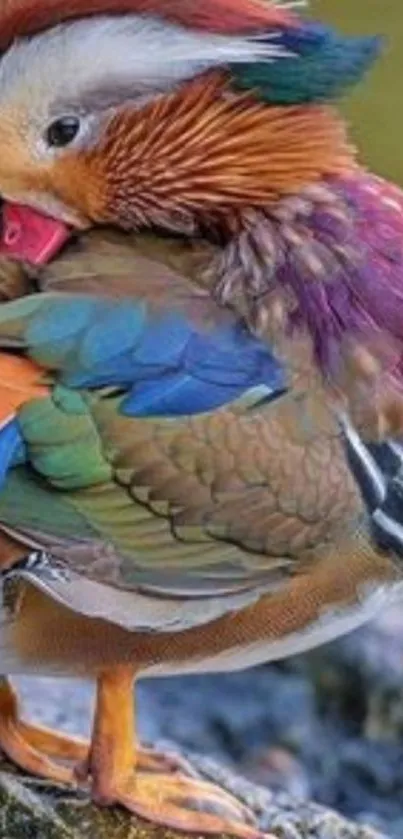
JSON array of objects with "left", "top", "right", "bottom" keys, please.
[{"left": 210, "top": 171, "right": 403, "bottom": 387}]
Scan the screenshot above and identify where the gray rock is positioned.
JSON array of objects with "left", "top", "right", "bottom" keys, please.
[{"left": 0, "top": 756, "right": 386, "bottom": 839}]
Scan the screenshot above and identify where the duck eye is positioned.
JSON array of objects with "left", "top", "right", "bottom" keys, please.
[{"left": 46, "top": 116, "right": 80, "bottom": 148}]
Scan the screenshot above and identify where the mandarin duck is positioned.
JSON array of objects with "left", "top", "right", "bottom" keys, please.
[{"left": 0, "top": 1, "right": 400, "bottom": 837}]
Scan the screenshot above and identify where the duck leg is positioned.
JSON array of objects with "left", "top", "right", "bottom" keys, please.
[
  {"left": 76, "top": 667, "right": 271, "bottom": 838},
  {"left": 0, "top": 675, "right": 196, "bottom": 781}
]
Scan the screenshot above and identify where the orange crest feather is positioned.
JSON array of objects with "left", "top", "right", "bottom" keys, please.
[{"left": 50, "top": 76, "right": 355, "bottom": 232}]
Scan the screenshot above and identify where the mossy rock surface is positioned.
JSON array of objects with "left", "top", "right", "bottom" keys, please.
[{"left": 0, "top": 754, "right": 386, "bottom": 839}]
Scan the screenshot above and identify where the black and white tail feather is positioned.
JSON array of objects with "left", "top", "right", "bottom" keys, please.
[{"left": 340, "top": 414, "right": 403, "bottom": 558}]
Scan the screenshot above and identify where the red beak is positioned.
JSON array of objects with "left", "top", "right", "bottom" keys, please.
[{"left": 0, "top": 202, "right": 72, "bottom": 265}]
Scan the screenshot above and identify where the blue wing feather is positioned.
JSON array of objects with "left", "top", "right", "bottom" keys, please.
[
  {"left": 0, "top": 420, "right": 26, "bottom": 482},
  {"left": 69, "top": 306, "right": 286, "bottom": 415},
  {"left": 0, "top": 293, "right": 287, "bottom": 417}
]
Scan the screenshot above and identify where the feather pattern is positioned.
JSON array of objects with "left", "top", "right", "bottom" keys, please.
[{"left": 0, "top": 233, "right": 364, "bottom": 633}]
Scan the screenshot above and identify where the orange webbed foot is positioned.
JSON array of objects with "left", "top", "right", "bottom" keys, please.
[{"left": 90, "top": 770, "right": 270, "bottom": 839}]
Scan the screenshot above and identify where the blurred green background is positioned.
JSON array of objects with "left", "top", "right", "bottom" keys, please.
[{"left": 310, "top": 1, "right": 403, "bottom": 184}]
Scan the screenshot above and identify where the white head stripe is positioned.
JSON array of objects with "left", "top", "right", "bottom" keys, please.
[{"left": 0, "top": 14, "right": 288, "bottom": 110}]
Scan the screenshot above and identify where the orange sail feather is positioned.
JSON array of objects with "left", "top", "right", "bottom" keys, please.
[{"left": 0, "top": 354, "right": 48, "bottom": 424}]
